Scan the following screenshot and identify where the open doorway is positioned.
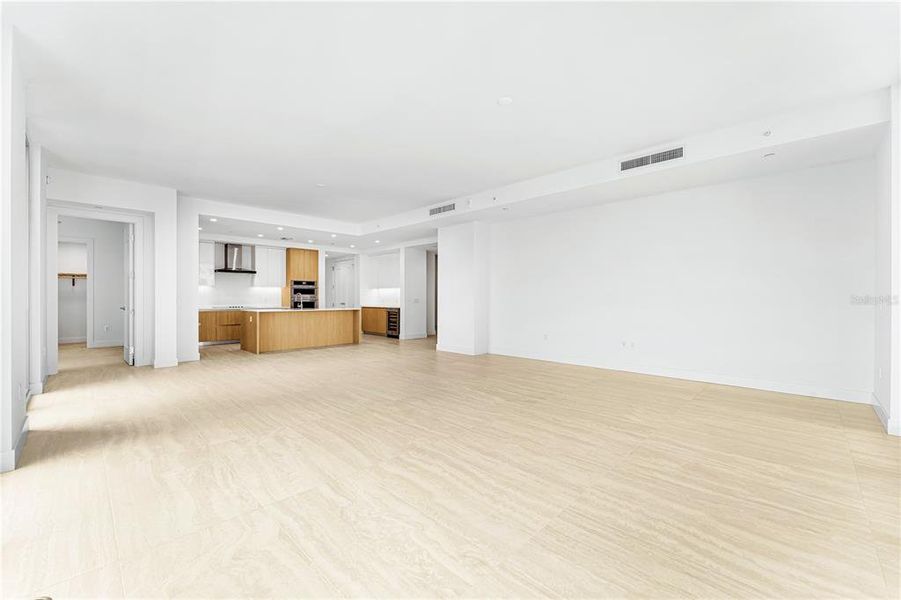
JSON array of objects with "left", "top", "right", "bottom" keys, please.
[{"left": 55, "top": 216, "right": 134, "bottom": 373}]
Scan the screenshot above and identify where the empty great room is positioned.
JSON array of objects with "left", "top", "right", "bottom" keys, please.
[{"left": 1, "top": 2, "right": 900, "bottom": 598}]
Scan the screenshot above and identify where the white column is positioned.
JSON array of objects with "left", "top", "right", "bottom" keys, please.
[
  {"left": 437, "top": 222, "right": 489, "bottom": 355},
  {"left": 400, "top": 246, "right": 427, "bottom": 340},
  {"left": 176, "top": 195, "right": 200, "bottom": 362}
]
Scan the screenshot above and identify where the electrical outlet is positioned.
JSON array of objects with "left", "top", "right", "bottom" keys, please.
[{"left": 104, "top": 324, "right": 111, "bottom": 332}]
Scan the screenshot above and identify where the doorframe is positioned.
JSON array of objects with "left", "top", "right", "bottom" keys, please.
[
  {"left": 57, "top": 236, "right": 94, "bottom": 347},
  {"left": 46, "top": 204, "right": 148, "bottom": 373}
]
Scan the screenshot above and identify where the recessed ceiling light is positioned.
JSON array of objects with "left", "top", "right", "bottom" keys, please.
[
  {"left": 257, "top": 233, "right": 264, "bottom": 237},
  {"left": 330, "top": 233, "right": 337, "bottom": 238},
  {"left": 209, "top": 217, "right": 218, "bottom": 222},
  {"left": 375, "top": 240, "right": 381, "bottom": 244},
  {"left": 315, "top": 183, "right": 326, "bottom": 188},
  {"left": 497, "top": 96, "right": 514, "bottom": 106},
  {"left": 276, "top": 226, "right": 284, "bottom": 231},
  {"left": 307, "top": 239, "right": 314, "bottom": 243},
  {"left": 349, "top": 244, "right": 356, "bottom": 248},
  {"left": 762, "top": 130, "right": 772, "bottom": 137},
  {"left": 324, "top": 253, "right": 329, "bottom": 257},
  {"left": 198, "top": 226, "right": 203, "bottom": 231},
  {"left": 763, "top": 152, "right": 776, "bottom": 158}
]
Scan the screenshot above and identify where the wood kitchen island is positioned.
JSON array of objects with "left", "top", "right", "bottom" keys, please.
[{"left": 241, "top": 308, "right": 361, "bottom": 354}]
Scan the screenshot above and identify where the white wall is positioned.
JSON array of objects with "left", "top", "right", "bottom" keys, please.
[
  {"left": 198, "top": 272, "right": 282, "bottom": 307},
  {"left": 400, "top": 246, "right": 427, "bottom": 340},
  {"left": 59, "top": 217, "right": 126, "bottom": 347},
  {"left": 57, "top": 241, "right": 86, "bottom": 273},
  {"left": 27, "top": 144, "right": 47, "bottom": 396},
  {"left": 360, "top": 251, "right": 401, "bottom": 307},
  {"left": 1, "top": 22, "right": 30, "bottom": 471},
  {"left": 437, "top": 222, "right": 489, "bottom": 355},
  {"left": 426, "top": 251, "right": 437, "bottom": 335},
  {"left": 57, "top": 242, "right": 87, "bottom": 343},
  {"left": 873, "top": 85, "right": 900, "bottom": 434},
  {"left": 487, "top": 159, "right": 877, "bottom": 404}
]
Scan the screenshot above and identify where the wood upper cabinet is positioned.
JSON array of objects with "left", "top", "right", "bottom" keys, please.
[{"left": 286, "top": 248, "right": 319, "bottom": 283}]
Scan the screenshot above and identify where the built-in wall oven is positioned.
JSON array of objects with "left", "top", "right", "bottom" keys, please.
[{"left": 291, "top": 280, "right": 317, "bottom": 309}]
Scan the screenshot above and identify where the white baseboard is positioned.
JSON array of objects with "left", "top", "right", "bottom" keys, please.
[
  {"left": 1, "top": 416, "right": 29, "bottom": 473},
  {"left": 872, "top": 395, "right": 901, "bottom": 436},
  {"left": 401, "top": 332, "right": 428, "bottom": 341},
  {"left": 59, "top": 336, "right": 86, "bottom": 344},
  {"left": 178, "top": 351, "right": 201, "bottom": 363},
  {"left": 153, "top": 359, "right": 178, "bottom": 369},
  {"left": 436, "top": 343, "right": 488, "bottom": 356},
  {"left": 90, "top": 340, "right": 123, "bottom": 348},
  {"left": 28, "top": 380, "right": 44, "bottom": 396},
  {"left": 488, "top": 346, "right": 874, "bottom": 405}
]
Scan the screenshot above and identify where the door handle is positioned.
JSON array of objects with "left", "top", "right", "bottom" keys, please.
[{"left": 119, "top": 306, "right": 126, "bottom": 311}]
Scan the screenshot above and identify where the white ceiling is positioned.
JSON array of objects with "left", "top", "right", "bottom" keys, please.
[
  {"left": 7, "top": 2, "right": 899, "bottom": 222},
  {"left": 197, "top": 213, "right": 435, "bottom": 252}
]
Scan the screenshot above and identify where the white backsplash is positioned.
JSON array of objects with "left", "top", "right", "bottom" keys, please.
[
  {"left": 198, "top": 271, "right": 282, "bottom": 307},
  {"left": 360, "top": 287, "right": 400, "bottom": 307}
]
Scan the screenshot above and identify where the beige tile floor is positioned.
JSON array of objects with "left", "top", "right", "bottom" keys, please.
[{"left": 1, "top": 338, "right": 899, "bottom": 598}]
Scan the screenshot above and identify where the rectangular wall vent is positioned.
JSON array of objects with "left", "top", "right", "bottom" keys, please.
[
  {"left": 429, "top": 202, "right": 456, "bottom": 216},
  {"left": 621, "top": 147, "right": 683, "bottom": 171}
]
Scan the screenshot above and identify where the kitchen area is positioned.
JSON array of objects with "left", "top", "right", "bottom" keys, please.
[
  {"left": 196, "top": 215, "right": 435, "bottom": 355},
  {"left": 198, "top": 240, "right": 360, "bottom": 354}
]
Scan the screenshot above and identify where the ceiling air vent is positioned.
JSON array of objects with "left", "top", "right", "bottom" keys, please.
[
  {"left": 429, "top": 202, "right": 456, "bottom": 216},
  {"left": 621, "top": 147, "right": 683, "bottom": 171}
]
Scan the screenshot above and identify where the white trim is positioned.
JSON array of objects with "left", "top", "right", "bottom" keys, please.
[
  {"left": 872, "top": 393, "right": 901, "bottom": 436},
  {"left": 92, "top": 340, "right": 122, "bottom": 348},
  {"left": 58, "top": 236, "right": 94, "bottom": 348},
  {"left": 489, "top": 345, "right": 874, "bottom": 405},
  {"left": 48, "top": 204, "right": 149, "bottom": 368},
  {"left": 28, "top": 380, "right": 43, "bottom": 396},
  {"left": 436, "top": 343, "right": 483, "bottom": 356},
  {"left": 401, "top": 332, "right": 428, "bottom": 341},
  {"left": 0, "top": 415, "right": 28, "bottom": 473},
  {"left": 153, "top": 359, "right": 178, "bottom": 369},
  {"left": 59, "top": 336, "right": 86, "bottom": 344}
]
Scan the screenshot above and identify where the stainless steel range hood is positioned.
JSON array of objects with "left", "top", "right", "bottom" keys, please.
[{"left": 214, "top": 243, "right": 256, "bottom": 274}]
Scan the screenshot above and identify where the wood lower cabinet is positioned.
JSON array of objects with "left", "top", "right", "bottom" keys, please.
[
  {"left": 199, "top": 311, "right": 217, "bottom": 342},
  {"left": 198, "top": 310, "right": 244, "bottom": 342},
  {"left": 361, "top": 307, "right": 388, "bottom": 335}
]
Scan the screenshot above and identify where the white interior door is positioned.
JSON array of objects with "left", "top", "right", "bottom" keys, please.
[
  {"left": 122, "top": 223, "right": 135, "bottom": 365},
  {"left": 334, "top": 261, "right": 354, "bottom": 307}
]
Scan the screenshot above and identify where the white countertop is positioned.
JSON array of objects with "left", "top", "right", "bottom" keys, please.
[
  {"left": 244, "top": 307, "right": 360, "bottom": 313},
  {"left": 199, "top": 306, "right": 359, "bottom": 312}
]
